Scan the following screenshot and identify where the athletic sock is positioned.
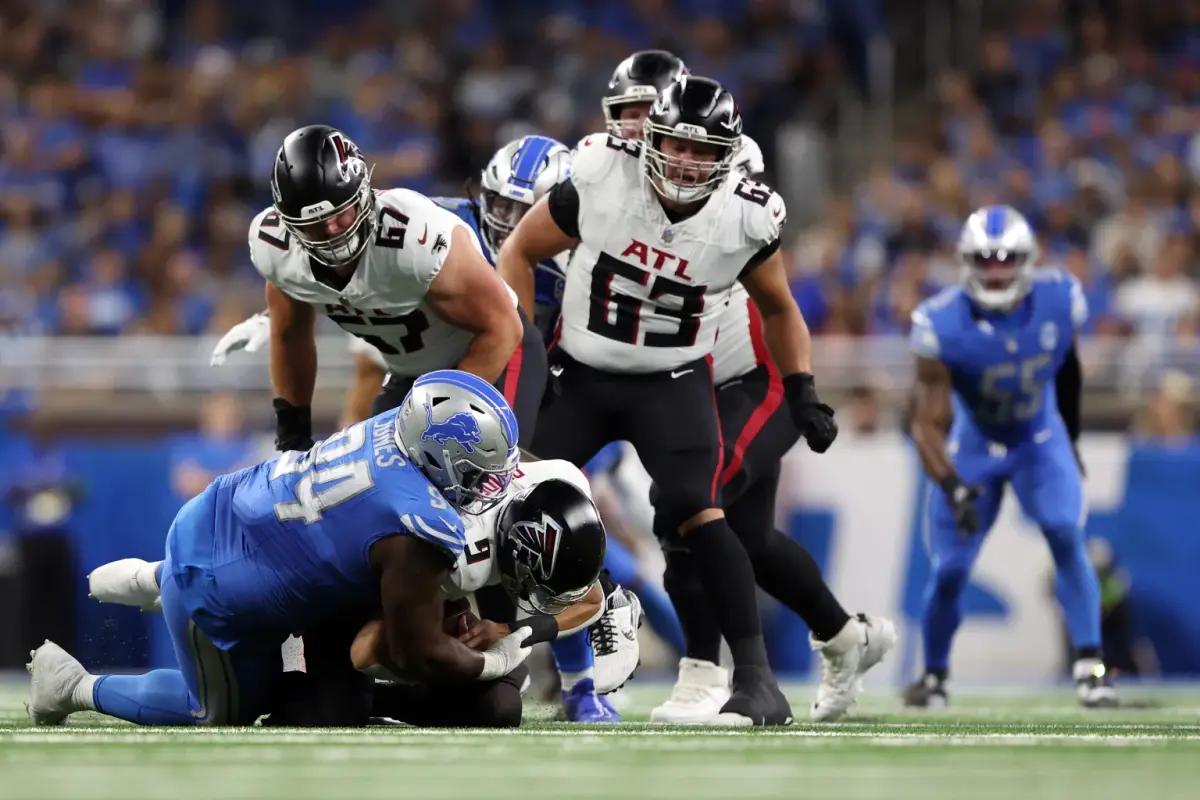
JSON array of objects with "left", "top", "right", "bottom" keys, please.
[
  {"left": 1045, "top": 526, "right": 1102, "bottom": 651},
  {"left": 93, "top": 670, "right": 197, "bottom": 725},
  {"left": 750, "top": 530, "right": 851, "bottom": 642},
  {"left": 550, "top": 630, "right": 595, "bottom": 691},
  {"left": 662, "top": 549, "right": 722, "bottom": 663},
  {"left": 684, "top": 518, "right": 768, "bottom": 669}
]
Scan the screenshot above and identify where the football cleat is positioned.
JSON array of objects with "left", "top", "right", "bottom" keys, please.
[
  {"left": 714, "top": 665, "right": 793, "bottom": 727},
  {"left": 649, "top": 657, "right": 731, "bottom": 724},
  {"left": 562, "top": 678, "right": 620, "bottom": 723},
  {"left": 88, "top": 558, "right": 163, "bottom": 612},
  {"left": 903, "top": 672, "right": 949, "bottom": 708},
  {"left": 590, "top": 585, "right": 643, "bottom": 694},
  {"left": 26, "top": 640, "right": 91, "bottom": 726},
  {"left": 811, "top": 613, "right": 898, "bottom": 721},
  {"left": 1074, "top": 658, "right": 1118, "bottom": 709}
]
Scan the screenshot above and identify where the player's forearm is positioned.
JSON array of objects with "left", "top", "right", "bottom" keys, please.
[
  {"left": 759, "top": 304, "right": 813, "bottom": 375},
  {"left": 341, "top": 355, "right": 386, "bottom": 427},
  {"left": 456, "top": 314, "right": 521, "bottom": 384},
  {"left": 911, "top": 420, "right": 958, "bottom": 487},
  {"left": 554, "top": 581, "right": 604, "bottom": 636},
  {"left": 269, "top": 330, "right": 317, "bottom": 406},
  {"left": 386, "top": 630, "right": 486, "bottom": 683},
  {"left": 497, "top": 249, "right": 537, "bottom": 319}
]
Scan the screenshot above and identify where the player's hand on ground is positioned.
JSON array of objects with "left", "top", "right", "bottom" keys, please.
[
  {"left": 210, "top": 312, "right": 270, "bottom": 366},
  {"left": 459, "top": 619, "right": 511, "bottom": 651},
  {"left": 783, "top": 373, "right": 839, "bottom": 453},
  {"left": 947, "top": 483, "right": 982, "bottom": 535}
]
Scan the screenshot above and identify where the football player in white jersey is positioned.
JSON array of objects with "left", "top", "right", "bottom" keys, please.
[
  {"left": 86, "top": 463, "right": 620, "bottom": 727},
  {"left": 252, "top": 125, "right": 545, "bottom": 454},
  {"left": 499, "top": 76, "right": 835, "bottom": 726},
  {"left": 595, "top": 51, "right": 897, "bottom": 723}
]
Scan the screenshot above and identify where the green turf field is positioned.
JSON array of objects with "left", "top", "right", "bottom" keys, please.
[{"left": 2, "top": 678, "right": 1198, "bottom": 800}]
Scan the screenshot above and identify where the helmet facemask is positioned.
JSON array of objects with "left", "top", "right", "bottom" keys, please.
[
  {"left": 642, "top": 120, "right": 737, "bottom": 204},
  {"left": 479, "top": 190, "right": 532, "bottom": 255},
  {"left": 961, "top": 247, "right": 1035, "bottom": 311},
  {"left": 275, "top": 165, "right": 376, "bottom": 269},
  {"left": 602, "top": 89, "right": 657, "bottom": 139}
]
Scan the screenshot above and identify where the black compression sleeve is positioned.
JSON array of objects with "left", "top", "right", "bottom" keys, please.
[
  {"left": 739, "top": 237, "right": 781, "bottom": 279},
  {"left": 1056, "top": 343, "right": 1082, "bottom": 442},
  {"left": 546, "top": 180, "right": 581, "bottom": 239}
]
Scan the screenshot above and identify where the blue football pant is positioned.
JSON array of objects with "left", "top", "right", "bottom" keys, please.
[{"left": 921, "top": 425, "right": 1101, "bottom": 673}]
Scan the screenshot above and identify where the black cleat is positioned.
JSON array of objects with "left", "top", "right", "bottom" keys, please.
[
  {"left": 714, "top": 666, "right": 793, "bottom": 727},
  {"left": 903, "top": 672, "right": 949, "bottom": 708}
]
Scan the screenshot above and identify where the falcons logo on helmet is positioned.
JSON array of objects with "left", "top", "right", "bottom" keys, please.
[{"left": 508, "top": 512, "right": 563, "bottom": 581}]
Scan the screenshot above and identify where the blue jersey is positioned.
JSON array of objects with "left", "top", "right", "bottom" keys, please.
[
  {"left": 166, "top": 407, "right": 465, "bottom": 648},
  {"left": 431, "top": 196, "right": 566, "bottom": 340},
  {"left": 910, "top": 270, "right": 1088, "bottom": 446}
]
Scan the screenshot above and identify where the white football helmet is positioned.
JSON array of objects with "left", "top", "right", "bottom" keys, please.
[
  {"left": 479, "top": 135, "right": 572, "bottom": 258},
  {"left": 957, "top": 205, "right": 1038, "bottom": 311}
]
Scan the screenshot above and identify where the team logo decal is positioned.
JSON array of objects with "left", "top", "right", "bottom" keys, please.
[
  {"left": 1040, "top": 321, "right": 1058, "bottom": 351},
  {"left": 328, "top": 132, "right": 364, "bottom": 182},
  {"left": 421, "top": 403, "right": 482, "bottom": 453},
  {"left": 509, "top": 512, "right": 563, "bottom": 582}
]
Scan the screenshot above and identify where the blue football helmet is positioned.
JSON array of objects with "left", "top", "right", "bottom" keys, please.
[{"left": 395, "top": 370, "right": 520, "bottom": 513}]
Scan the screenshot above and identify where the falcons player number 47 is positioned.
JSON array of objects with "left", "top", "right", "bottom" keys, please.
[{"left": 253, "top": 125, "right": 532, "bottom": 454}]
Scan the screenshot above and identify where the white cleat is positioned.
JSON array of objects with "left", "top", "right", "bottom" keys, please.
[
  {"left": 590, "top": 585, "right": 643, "bottom": 694},
  {"left": 1074, "top": 658, "right": 1118, "bottom": 708},
  {"left": 650, "top": 658, "right": 731, "bottom": 724},
  {"left": 810, "top": 613, "right": 898, "bottom": 721},
  {"left": 88, "top": 558, "right": 162, "bottom": 612},
  {"left": 26, "top": 640, "right": 91, "bottom": 726}
]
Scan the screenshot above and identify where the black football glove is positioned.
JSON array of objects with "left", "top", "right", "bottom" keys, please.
[
  {"left": 273, "top": 397, "right": 314, "bottom": 453},
  {"left": 783, "top": 372, "right": 838, "bottom": 453},
  {"left": 940, "top": 477, "right": 982, "bottom": 535}
]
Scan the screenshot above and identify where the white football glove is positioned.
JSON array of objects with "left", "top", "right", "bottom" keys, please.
[
  {"left": 210, "top": 312, "right": 271, "bottom": 366},
  {"left": 478, "top": 626, "right": 533, "bottom": 681}
]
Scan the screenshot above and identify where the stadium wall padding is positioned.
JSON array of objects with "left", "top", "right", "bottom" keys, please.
[{"left": 2, "top": 434, "right": 1197, "bottom": 678}]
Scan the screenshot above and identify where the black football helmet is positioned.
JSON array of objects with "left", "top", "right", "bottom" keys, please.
[
  {"left": 497, "top": 478, "right": 606, "bottom": 615},
  {"left": 602, "top": 49, "right": 688, "bottom": 138},
  {"left": 270, "top": 124, "right": 375, "bottom": 267},
  {"left": 642, "top": 75, "right": 742, "bottom": 204}
]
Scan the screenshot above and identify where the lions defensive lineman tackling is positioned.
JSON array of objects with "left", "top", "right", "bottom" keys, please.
[
  {"left": 906, "top": 206, "right": 1116, "bottom": 708},
  {"left": 27, "top": 372, "right": 537, "bottom": 726}
]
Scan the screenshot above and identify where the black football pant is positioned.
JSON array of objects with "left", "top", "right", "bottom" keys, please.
[
  {"left": 660, "top": 365, "right": 851, "bottom": 664},
  {"left": 533, "top": 349, "right": 772, "bottom": 673}
]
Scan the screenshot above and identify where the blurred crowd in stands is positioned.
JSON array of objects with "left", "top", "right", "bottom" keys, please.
[{"left": 0, "top": 0, "right": 1196, "bottom": 347}]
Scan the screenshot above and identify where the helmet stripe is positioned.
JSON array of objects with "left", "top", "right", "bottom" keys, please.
[
  {"left": 413, "top": 369, "right": 519, "bottom": 445},
  {"left": 984, "top": 205, "right": 1007, "bottom": 238},
  {"left": 509, "top": 136, "right": 557, "bottom": 189}
]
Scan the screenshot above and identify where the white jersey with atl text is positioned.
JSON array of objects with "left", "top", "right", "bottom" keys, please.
[
  {"left": 444, "top": 459, "right": 593, "bottom": 600},
  {"left": 558, "top": 132, "right": 786, "bottom": 373},
  {"left": 249, "top": 187, "right": 515, "bottom": 377}
]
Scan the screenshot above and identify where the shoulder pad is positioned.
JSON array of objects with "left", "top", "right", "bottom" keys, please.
[
  {"left": 733, "top": 177, "right": 786, "bottom": 246},
  {"left": 1034, "top": 267, "right": 1088, "bottom": 331},
  {"left": 909, "top": 287, "right": 963, "bottom": 360},
  {"left": 572, "top": 132, "right": 640, "bottom": 185},
  {"left": 247, "top": 206, "right": 291, "bottom": 281},
  {"left": 376, "top": 187, "right": 480, "bottom": 283},
  {"left": 732, "top": 135, "right": 766, "bottom": 177}
]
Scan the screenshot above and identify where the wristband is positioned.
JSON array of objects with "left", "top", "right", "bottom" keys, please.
[
  {"left": 782, "top": 372, "right": 819, "bottom": 403},
  {"left": 515, "top": 614, "right": 559, "bottom": 646},
  {"left": 273, "top": 397, "right": 313, "bottom": 452}
]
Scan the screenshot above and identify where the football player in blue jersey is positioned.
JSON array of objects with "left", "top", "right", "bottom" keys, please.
[
  {"left": 26, "top": 371, "right": 534, "bottom": 727},
  {"left": 905, "top": 206, "right": 1117, "bottom": 708}
]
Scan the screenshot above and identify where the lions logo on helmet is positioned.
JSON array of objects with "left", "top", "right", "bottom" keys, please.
[{"left": 396, "top": 370, "right": 520, "bottom": 513}]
